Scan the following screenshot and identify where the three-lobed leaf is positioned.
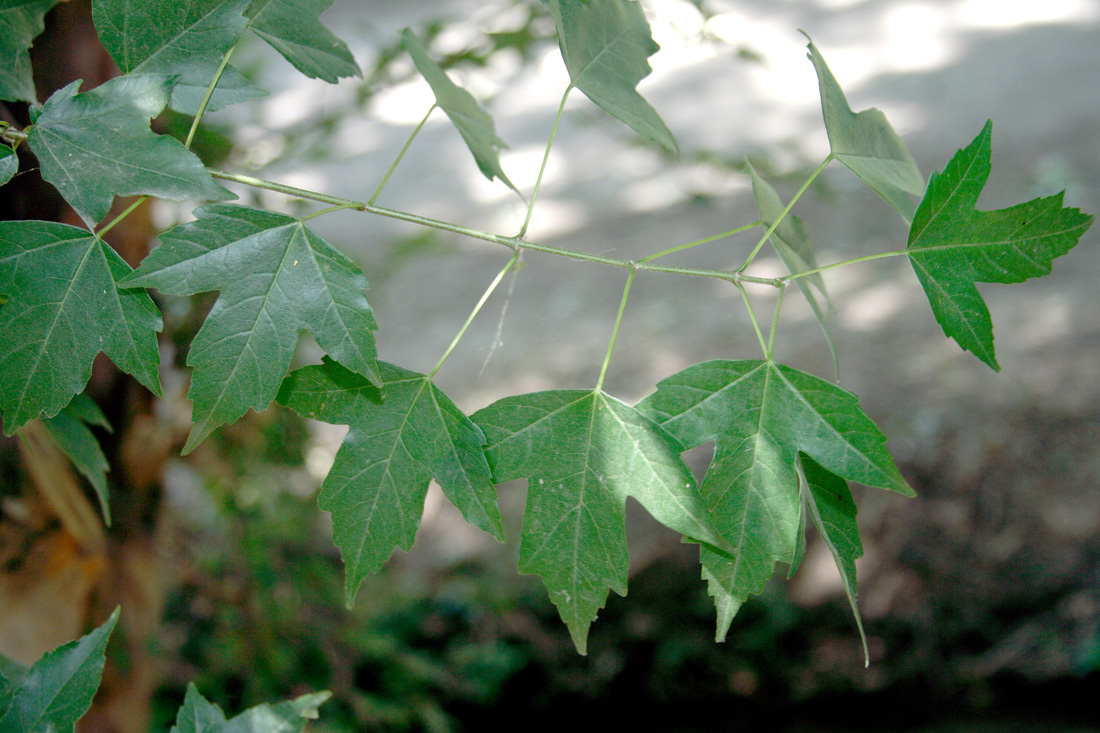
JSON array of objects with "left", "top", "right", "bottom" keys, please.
[
  {"left": 402, "top": 28, "right": 518, "bottom": 193},
  {"left": 92, "top": 0, "right": 265, "bottom": 113},
  {"left": 0, "top": 0, "right": 60, "bottom": 103},
  {"left": 43, "top": 394, "right": 114, "bottom": 525},
  {"left": 545, "top": 0, "right": 677, "bottom": 152},
  {"left": 276, "top": 358, "right": 504, "bottom": 606},
  {"left": 805, "top": 34, "right": 924, "bottom": 222},
  {"left": 123, "top": 204, "right": 380, "bottom": 454},
  {"left": 0, "top": 220, "right": 162, "bottom": 433},
  {"left": 246, "top": 0, "right": 360, "bottom": 83},
  {"left": 171, "top": 683, "right": 331, "bottom": 733},
  {"left": 638, "top": 360, "right": 911, "bottom": 640},
  {"left": 0, "top": 608, "right": 118, "bottom": 732},
  {"left": 906, "top": 120, "right": 1094, "bottom": 370},
  {"left": 27, "top": 75, "right": 234, "bottom": 226},
  {"left": 471, "top": 388, "right": 727, "bottom": 653}
]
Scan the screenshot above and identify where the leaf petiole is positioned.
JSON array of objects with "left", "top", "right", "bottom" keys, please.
[
  {"left": 300, "top": 203, "right": 360, "bottom": 222},
  {"left": 783, "top": 249, "right": 908, "bottom": 282},
  {"left": 518, "top": 88, "right": 569, "bottom": 238},
  {"left": 370, "top": 104, "right": 436, "bottom": 205},
  {"left": 766, "top": 282, "right": 787, "bottom": 360},
  {"left": 96, "top": 196, "right": 147, "bottom": 238},
  {"left": 429, "top": 250, "right": 522, "bottom": 378},
  {"left": 739, "top": 155, "right": 831, "bottom": 272},
  {"left": 185, "top": 45, "right": 237, "bottom": 150},
  {"left": 638, "top": 221, "right": 762, "bottom": 264},
  {"left": 737, "top": 283, "right": 769, "bottom": 358},
  {"left": 595, "top": 266, "right": 637, "bottom": 391}
]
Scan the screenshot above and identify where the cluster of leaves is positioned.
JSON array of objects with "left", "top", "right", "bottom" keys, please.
[{"left": 0, "top": 0, "right": 1093, "bottom": 727}]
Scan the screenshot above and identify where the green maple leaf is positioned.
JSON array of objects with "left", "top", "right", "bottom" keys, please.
[
  {"left": 0, "top": 0, "right": 59, "bottom": 103},
  {"left": 246, "top": 0, "right": 360, "bottom": 83},
  {"left": 44, "top": 394, "right": 114, "bottom": 525},
  {"left": 747, "top": 161, "right": 837, "bottom": 372},
  {"left": 92, "top": 0, "right": 265, "bottom": 113},
  {"left": 805, "top": 34, "right": 924, "bottom": 222},
  {"left": 27, "top": 75, "right": 234, "bottom": 227},
  {"left": 907, "top": 121, "right": 1094, "bottom": 370},
  {"left": 545, "top": 0, "right": 677, "bottom": 152},
  {"left": 471, "top": 388, "right": 728, "bottom": 653},
  {"left": 276, "top": 358, "right": 504, "bottom": 606},
  {"left": 0, "top": 143, "right": 15, "bottom": 185},
  {"left": 402, "top": 28, "right": 518, "bottom": 193},
  {"left": 801, "top": 454, "right": 869, "bottom": 663},
  {"left": 171, "top": 683, "right": 330, "bottom": 733},
  {"left": 0, "top": 608, "right": 118, "bottom": 732},
  {"left": 0, "top": 220, "right": 162, "bottom": 433},
  {"left": 637, "top": 360, "right": 911, "bottom": 640},
  {"left": 123, "top": 204, "right": 379, "bottom": 454}
]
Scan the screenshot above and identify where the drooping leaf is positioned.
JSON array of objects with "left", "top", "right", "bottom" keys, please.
[
  {"left": 92, "top": 0, "right": 265, "bottom": 113},
  {"left": 122, "top": 204, "right": 379, "bottom": 454},
  {"left": 0, "top": 220, "right": 162, "bottom": 434},
  {"left": 471, "top": 388, "right": 727, "bottom": 653},
  {"left": 801, "top": 454, "right": 868, "bottom": 664},
  {"left": 402, "top": 28, "right": 518, "bottom": 193},
  {"left": 545, "top": 0, "right": 677, "bottom": 152},
  {"left": 27, "top": 75, "right": 234, "bottom": 227},
  {"left": 171, "top": 683, "right": 331, "bottom": 733},
  {"left": 805, "top": 34, "right": 924, "bottom": 222},
  {"left": 0, "top": 143, "right": 16, "bottom": 185},
  {"left": 907, "top": 121, "right": 1094, "bottom": 370},
  {"left": 43, "top": 394, "right": 113, "bottom": 525},
  {"left": 0, "top": 0, "right": 59, "bottom": 103},
  {"left": 246, "top": 0, "right": 360, "bottom": 83},
  {"left": 747, "top": 161, "right": 837, "bottom": 373},
  {"left": 637, "top": 360, "right": 912, "bottom": 640},
  {"left": 276, "top": 358, "right": 503, "bottom": 605},
  {"left": 0, "top": 607, "right": 118, "bottom": 732}
]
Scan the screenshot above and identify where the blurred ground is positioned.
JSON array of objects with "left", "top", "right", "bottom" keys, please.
[{"left": 183, "top": 0, "right": 1100, "bottom": 729}]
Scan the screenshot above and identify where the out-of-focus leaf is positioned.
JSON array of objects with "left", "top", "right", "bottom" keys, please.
[
  {"left": 27, "top": 75, "right": 234, "bottom": 226},
  {"left": 43, "top": 394, "right": 113, "bottom": 525},
  {"left": 171, "top": 683, "right": 331, "bottom": 733},
  {"left": 92, "top": 0, "right": 264, "bottom": 113},
  {"left": 0, "top": 143, "right": 17, "bottom": 185},
  {"left": 545, "top": 0, "right": 677, "bottom": 152},
  {"left": 246, "top": 0, "right": 360, "bottom": 83},
  {"left": 402, "top": 28, "right": 518, "bottom": 193},
  {"left": 0, "top": 0, "right": 60, "bottom": 103}
]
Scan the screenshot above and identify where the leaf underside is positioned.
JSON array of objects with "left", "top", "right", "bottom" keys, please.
[
  {"left": 246, "top": 0, "right": 361, "bottom": 83},
  {"left": 805, "top": 34, "right": 924, "bottom": 222},
  {"left": 0, "top": 220, "right": 162, "bottom": 433},
  {"left": 637, "top": 359, "right": 911, "bottom": 640},
  {"left": 92, "top": 0, "right": 265, "bottom": 113},
  {"left": 402, "top": 28, "right": 518, "bottom": 193},
  {"left": 27, "top": 75, "right": 234, "bottom": 226},
  {"left": 546, "top": 0, "right": 677, "bottom": 152},
  {"left": 472, "top": 388, "right": 725, "bottom": 653},
  {"left": 123, "top": 204, "right": 380, "bottom": 454},
  {"left": 906, "top": 121, "right": 1094, "bottom": 370},
  {"left": 276, "top": 358, "right": 503, "bottom": 606}
]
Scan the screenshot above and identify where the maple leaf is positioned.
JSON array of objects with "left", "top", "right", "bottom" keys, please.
[
  {"left": 907, "top": 121, "right": 1094, "bottom": 370},
  {"left": 0, "top": 608, "right": 117, "bottom": 732},
  {"left": 246, "top": 0, "right": 361, "bottom": 83},
  {"left": 171, "top": 684, "right": 330, "bottom": 733},
  {"left": 637, "top": 360, "right": 911, "bottom": 640},
  {"left": 92, "top": 0, "right": 265, "bottom": 113},
  {"left": 276, "top": 358, "right": 504, "bottom": 606},
  {"left": 402, "top": 28, "right": 518, "bottom": 193},
  {"left": 545, "top": 0, "right": 677, "bottom": 152},
  {"left": 471, "top": 388, "right": 728, "bottom": 653},
  {"left": 0, "top": 221, "right": 162, "bottom": 433},
  {"left": 123, "top": 204, "right": 380, "bottom": 454},
  {"left": 0, "top": 0, "right": 59, "bottom": 103},
  {"left": 805, "top": 34, "right": 924, "bottom": 222},
  {"left": 27, "top": 75, "right": 234, "bottom": 227}
]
